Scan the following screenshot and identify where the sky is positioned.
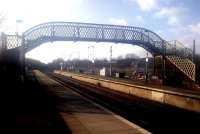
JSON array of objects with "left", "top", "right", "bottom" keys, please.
[{"left": 0, "top": 0, "right": 200, "bottom": 63}]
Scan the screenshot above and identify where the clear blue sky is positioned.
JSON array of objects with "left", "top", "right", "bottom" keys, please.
[{"left": 0, "top": 0, "right": 199, "bottom": 63}]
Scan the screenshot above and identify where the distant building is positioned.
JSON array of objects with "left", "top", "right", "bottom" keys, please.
[{"left": 99, "top": 67, "right": 110, "bottom": 76}]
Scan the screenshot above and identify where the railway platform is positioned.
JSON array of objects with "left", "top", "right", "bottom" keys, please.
[
  {"left": 34, "top": 70, "right": 151, "bottom": 134},
  {"left": 55, "top": 71, "right": 200, "bottom": 112}
]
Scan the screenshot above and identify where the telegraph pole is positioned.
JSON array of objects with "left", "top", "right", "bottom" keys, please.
[{"left": 109, "top": 46, "right": 112, "bottom": 77}]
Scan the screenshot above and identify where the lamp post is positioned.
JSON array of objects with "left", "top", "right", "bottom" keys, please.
[
  {"left": 88, "top": 46, "right": 94, "bottom": 61},
  {"left": 16, "top": 19, "right": 23, "bottom": 46},
  {"left": 16, "top": 19, "right": 24, "bottom": 77},
  {"left": 110, "top": 46, "right": 112, "bottom": 77},
  {"left": 145, "top": 52, "right": 148, "bottom": 82},
  {"left": 88, "top": 45, "right": 94, "bottom": 73}
]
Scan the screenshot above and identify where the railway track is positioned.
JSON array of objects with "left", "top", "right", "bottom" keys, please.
[{"left": 47, "top": 72, "right": 200, "bottom": 134}]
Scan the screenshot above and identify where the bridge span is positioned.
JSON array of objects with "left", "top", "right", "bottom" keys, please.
[{"left": 0, "top": 22, "right": 196, "bottom": 82}]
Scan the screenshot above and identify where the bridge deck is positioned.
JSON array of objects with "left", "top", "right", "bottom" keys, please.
[{"left": 34, "top": 70, "right": 150, "bottom": 134}]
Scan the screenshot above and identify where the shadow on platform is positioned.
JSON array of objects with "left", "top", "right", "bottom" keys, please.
[{"left": 13, "top": 71, "right": 72, "bottom": 133}]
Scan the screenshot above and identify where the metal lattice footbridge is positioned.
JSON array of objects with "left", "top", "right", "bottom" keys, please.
[{"left": 0, "top": 22, "right": 196, "bottom": 81}]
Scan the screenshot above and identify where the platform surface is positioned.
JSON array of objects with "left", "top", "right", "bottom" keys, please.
[
  {"left": 34, "top": 70, "right": 150, "bottom": 134},
  {"left": 61, "top": 71, "right": 200, "bottom": 96}
]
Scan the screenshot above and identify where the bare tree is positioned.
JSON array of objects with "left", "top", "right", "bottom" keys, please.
[{"left": 125, "top": 53, "right": 139, "bottom": 59}]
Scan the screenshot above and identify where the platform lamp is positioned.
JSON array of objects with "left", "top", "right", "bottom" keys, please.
[
  {"left": 145, "top": 52, "right": 149, "bottom": 82},
  {"left": 109, "top": 45, "right": 112, "bottom": 77}
]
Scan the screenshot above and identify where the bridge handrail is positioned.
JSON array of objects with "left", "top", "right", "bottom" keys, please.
[
  {"left": 165, "top": 40, "right": 193, "bottom": 59},
  {"left": 23, "top": 22, "right": 163, "bottom": 42}
]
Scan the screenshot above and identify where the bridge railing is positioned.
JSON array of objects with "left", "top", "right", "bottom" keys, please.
[
  {"left": 0, "top": 34, "right": 22, "bottom": 50},
  {"left": 6, "top": 35, "right": 22, "bottom": 49},
  {"left": 165, "top": 40, "right": 193, "bottom": 60},
  {"left": 23, "top": 22, "right": 165, "bottom": 54}
]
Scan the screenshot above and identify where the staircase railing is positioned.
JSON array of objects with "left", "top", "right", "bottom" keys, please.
[{"left": 165, "top": 40, "right": 193, "bottom": 60}]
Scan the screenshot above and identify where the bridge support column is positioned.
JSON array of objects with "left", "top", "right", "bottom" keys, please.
[
  {"left": 19, "top": 36, "right": 26, "bottom": 81},
  {"left": 161, "top": 40, "right": 166, "bottom": 85},
  {"left": 154, "top": 55, "right": 164, "bottom": 84},
  {"left": 162, "top": 56, "right": 166, "bottom": 84},
  {"left": 153, "top": 55, "right": 156, "bottom": 76},
  {"left": 19, "top": 49, "right": 25, "bottom": 77}
]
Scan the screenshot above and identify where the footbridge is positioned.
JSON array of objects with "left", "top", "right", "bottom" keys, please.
[{"left": 0, "top": 22, "right": 196, "bottom": 82}]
